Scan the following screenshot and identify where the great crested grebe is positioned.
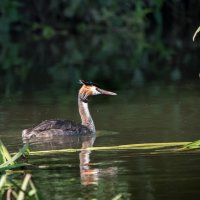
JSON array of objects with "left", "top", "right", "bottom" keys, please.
[{"left": 22, "top": 80, "right": 117, "bottom": 139}]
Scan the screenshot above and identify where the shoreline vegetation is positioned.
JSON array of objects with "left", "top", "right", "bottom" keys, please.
[
  {"left": 0, "top": 140, "right": 39, "bottom": 200},
  {"left": 0, "top": 1, "right": 200, "bottom": 94}
]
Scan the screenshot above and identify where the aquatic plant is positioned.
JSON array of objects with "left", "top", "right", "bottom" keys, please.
[
  {"left": 0, "top": 140, "right": 29, "bottom": 171},
  {"left": 0, "top": 140, "right": 39, "bottom": 199},
  {"left": 0, "top": 173, "right": 39, "bottom": 200},
  {"left": 181, "top": 140, "right": 200, "bottom": 150},
  {"left": 28, "top": 141, "right": 200, "bottom": 156}
]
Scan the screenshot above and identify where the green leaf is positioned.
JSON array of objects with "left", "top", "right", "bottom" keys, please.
[
  {"left": 42, "top": 25, "right": 55, "bottom": 39},
  {"left": 112, "top": 194, "right": 122, "bottom": 200},
  {"left": 0, "top": 163, "right": 31, "bottom": 171},
  {"left": 17, "top": 174, "right": 31, "bottom": 200},
  {"left": 29, "top": 179, "right": 40, "bottom": 200},
  {"left": 0, "top": 140, "right": 13, "bottom": 164},
  {"left": 181, "top": 140, "right": 200, "bottom": 150},
  {"left": 0, "top": 174, "right": 7, "bottom": 189},
  {"left": 0, "top": 143, "right": 29, "bottom": 169}
]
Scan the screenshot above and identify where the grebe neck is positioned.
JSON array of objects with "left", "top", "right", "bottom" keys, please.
[{"left": 78, "top": 96, "right": 95, "bottom": 133}]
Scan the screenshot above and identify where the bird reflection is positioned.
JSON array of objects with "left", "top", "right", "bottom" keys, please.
[
  {"left": 23, "top": 135, "right": 117, "bottom": 186},
  {"left": 23, "top": 135, "right": 96, "bottom": 150},
  {"left": 79, "top": 137, "right": 100, "bottom": 185}
]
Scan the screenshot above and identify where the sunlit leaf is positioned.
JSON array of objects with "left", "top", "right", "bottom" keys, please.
[
  {"left": 0, "top": 140, "right": 13, "bottom": 164},
  {"left": 112, "top": 194, "right": 123, "bottom": 200},
  {"left": 181, "top": 140, "right": 200, "bottom": 150},
  {"left": 193, "top": 26, "right": 200, "bottom": 41},
  {"left": 0, "top": 144, "right": 29, "bottom": 168},
  {"left": 29, "top": 179, "right": 40, "bottom": 200},
  {"left": 17, "top": 174, "right": 32, "bottom": 200},
  {"left": 0, "top": 175, "right": 7, "bottom": 189}
]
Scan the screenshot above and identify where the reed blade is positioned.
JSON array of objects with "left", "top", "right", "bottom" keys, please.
[
  {"left": 0, "top": 174, "right": 7, "bottom": 189},
  {"left": 0, "top": 140, "right": 13, "bottom": 164},
  {"left": 17, "top": 174, "right": 32, "bottom": 200},
  {"left": 29, "top": 141, "right": 191, "bottom": 156},
  {"left": 0, "top": 144, "right": 29, "bottom": 168}
]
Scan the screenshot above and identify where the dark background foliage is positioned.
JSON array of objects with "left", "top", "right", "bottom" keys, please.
[{"left": 0, "top": 0, "right": 200, "bottom": 94}]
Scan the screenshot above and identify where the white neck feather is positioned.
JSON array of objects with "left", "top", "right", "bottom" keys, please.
[{"left": 78, "top": 97, "right": 95, "bottom": 133}]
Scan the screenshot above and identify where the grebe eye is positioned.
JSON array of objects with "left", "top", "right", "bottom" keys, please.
[{"left": 95, "top": 87, "right": 102, "bottom": 94}]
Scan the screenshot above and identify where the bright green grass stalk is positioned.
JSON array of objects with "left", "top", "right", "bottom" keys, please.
[
  {"left": 0, "top": 140, "right": 39, "bottom": 199},
  {"left": 0, "top": 140, "right": 30, "bottom": 170},
  {"left": 28, "top": 140, "right": 200, "bottom": 156},
  {"left": 28, "top": 141, "right": 190, "bottom": 156},
  {"left": 0, "top": 140, "right": 13, "bottom": 164},
  {"left": 180, "top": 140, "right": 200, "bottom": 150}
]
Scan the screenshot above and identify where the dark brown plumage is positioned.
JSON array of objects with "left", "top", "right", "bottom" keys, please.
[
  {"left": 22, "top": 119, "right": 91, "bottom": 139},
  {"left": 22, "top": 80, "right": 117, "bottom": 140}
]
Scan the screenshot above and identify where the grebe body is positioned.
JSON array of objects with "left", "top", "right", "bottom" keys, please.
[{"left": 22, "top": 80, "right": 117, "bottom": 140}]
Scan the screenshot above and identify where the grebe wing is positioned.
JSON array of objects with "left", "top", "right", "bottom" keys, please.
[
  {"left": 30, "top": 119, "right": 79, "bottom": 132},
  {"left": 22, "top": 119, "right": 92, "bottom": 140}
]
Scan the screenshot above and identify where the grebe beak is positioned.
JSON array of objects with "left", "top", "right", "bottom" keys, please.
[{"left": 96, "top": 88, "right": 117, "bottom": 96}]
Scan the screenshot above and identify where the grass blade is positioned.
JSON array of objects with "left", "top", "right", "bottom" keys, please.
[
  {"left": 180, "top": 140, "right": 200, "bottom": 150},
  {"left": 29, "top": 141, "right": 190, "bottom": 155},
  {"left": 17, "top": 174, "right": 31, "bottom": 200},
  {"left": 0, "top": 140, "right": 13, "bottom": 164},
  {"left": 0, "top": 163, "right": 31, "bottom": 171},
  {"left": 29, "top": 179, "right": 40, "bottom": 200},
  {"left": 0, "top": 144, "right": 29, "bottom": 168},
  {"left": 0, "top": 174, "right": 7, "bottom": 189}
]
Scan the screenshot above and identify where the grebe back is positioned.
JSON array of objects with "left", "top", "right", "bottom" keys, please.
[{"left": 22, "top": 80, "right": 117, "bottom": 139}]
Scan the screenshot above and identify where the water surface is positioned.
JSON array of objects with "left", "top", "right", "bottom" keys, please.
[{"left": 0, "top": 83, "right": 200, "bottom": 199}]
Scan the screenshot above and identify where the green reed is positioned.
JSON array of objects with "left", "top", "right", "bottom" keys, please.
[{"left": 0, "top": 140, "right": 39, "bottom": 200}]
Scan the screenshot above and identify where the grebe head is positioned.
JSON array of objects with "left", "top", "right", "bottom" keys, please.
[{"left": 79, "top": 80, "right": 117, "bottom": 102}]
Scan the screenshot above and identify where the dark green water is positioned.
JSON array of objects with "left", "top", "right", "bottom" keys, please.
[{"left": 1, "top": 83, "right": 200, "bottom": 199}]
